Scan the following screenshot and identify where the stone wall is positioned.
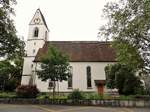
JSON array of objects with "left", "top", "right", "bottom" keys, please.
[{"left": 0, "top": 98, "right": 150, "bottom": 107}]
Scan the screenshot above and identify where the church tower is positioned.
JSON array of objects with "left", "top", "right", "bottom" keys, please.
[{"left": 21, "top": 9, "right": 49, "bottom": 85}]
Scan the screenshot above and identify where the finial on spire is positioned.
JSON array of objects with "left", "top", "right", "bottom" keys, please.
[{"left": 38, "top": 6, "right": 40, "bottom": 10}]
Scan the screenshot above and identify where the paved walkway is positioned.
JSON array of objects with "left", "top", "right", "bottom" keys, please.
[{"left": 0, "top": 104, "right": 149, "bottom": 112}]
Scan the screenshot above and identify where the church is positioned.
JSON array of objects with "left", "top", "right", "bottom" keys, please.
[{"left": 21, "top": 9, "right": 116, "bottom": 95}]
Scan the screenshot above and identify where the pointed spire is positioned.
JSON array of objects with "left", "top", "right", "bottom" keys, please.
[
  {"left": 37, "top": 9, "right": 49, "bottom": 31},
  {"left": 29, "top": 8, "right": 49, "bottom": 31}
]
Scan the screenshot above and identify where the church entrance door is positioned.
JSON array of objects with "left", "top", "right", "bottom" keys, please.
[{"left": 94, "top": 80, "right": 105, "bottom": 95}]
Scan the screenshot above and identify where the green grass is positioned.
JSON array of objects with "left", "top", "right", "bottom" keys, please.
[{"left": 0, "top": 92, "right": 16, "bottom": 98}]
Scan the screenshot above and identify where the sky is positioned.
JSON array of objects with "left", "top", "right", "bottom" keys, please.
[{"left": 14, "top": 0, "right": 114, "bottom": 41}]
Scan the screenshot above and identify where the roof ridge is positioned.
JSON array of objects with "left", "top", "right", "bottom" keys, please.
[{"left": 47, "top": 41, "right": 112, "bottom": 44}]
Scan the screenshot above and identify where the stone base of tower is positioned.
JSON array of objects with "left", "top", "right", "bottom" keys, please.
[{"left": 21, "top": 75, "right": 31, "bottom": 85}]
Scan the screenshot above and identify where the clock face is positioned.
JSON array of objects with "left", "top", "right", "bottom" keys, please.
[{"left": 34, "top": 18, "right": 41, "bottom": 24}]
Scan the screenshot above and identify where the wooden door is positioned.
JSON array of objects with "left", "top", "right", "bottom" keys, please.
[{"left": 97, "top": 84, "right": 104, "bottom": 95}]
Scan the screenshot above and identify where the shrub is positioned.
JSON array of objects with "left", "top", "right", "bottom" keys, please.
[
  {"left": 16, "top": 85, "right": 39, "bottom": 98},
  {"left": 133, "top": 95, "right": 150, "bottom": 100},
  {"left": 105, "top": 64, "right": 144, "bottom": 95},
  {"left": 4, "top": 79, "right": 18, "bottom": 92},
  {"left": 68, "top": 89, "right": 84, "bottom": 100},
  {"left": 85, "top": 93, "right": 103, "bottom": 100}
]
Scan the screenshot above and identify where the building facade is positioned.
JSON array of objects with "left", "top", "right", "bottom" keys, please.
[{"left": 21, "top": 9, "right": 116, "bottom": 94}]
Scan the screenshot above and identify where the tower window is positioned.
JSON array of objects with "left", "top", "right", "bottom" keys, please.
[
  {"left": 68, "top": 66, "right": 73, "bottom": 88},
  {"left": 86, "top": 66, "right": 92, "bottom": 88},
  {"left": 45, "top": 31, "right": 47, "bottom": 40},
  {"left": 34, "top": 27, "right": 39, "bottom": 37},
  {"left": 33, "top": 49, "right": 35, "bottom": 53},
  {"left": 31, "top": 64, "right": 33, "bottom": 68}
]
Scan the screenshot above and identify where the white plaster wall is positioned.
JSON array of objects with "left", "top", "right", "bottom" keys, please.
[
  {"left": 22, "top": 57, "right": 34, "bottom": 75},
  {"left": 21, "top": 76, "right": 31, "bottom": 85},
  {"left": 22, "top": 39, "right": 45, "bottom": 85},
  {"left": 21, "top": 57, "right": 34, "bottom": 85},
  {"left": 35, "top": 62, "right": 114, "bottom": 92},
  {"left": 35, "top": 75, "right": 50, "bottom": 92},
  {"left": 26, "top": 40, "right": 45, "bottom": 56},
  {"left": 21, "top": 9, "right": 49, "bottom": 86},
  {"left": 28, "top": 25, "right": 48, "bottom": 40}
]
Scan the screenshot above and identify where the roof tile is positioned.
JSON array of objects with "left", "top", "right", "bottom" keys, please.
[{"left": 34, "top": 41, "right": 116, "bottom": 62}]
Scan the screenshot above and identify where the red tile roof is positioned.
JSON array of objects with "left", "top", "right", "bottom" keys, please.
[{"left": 34, "top": 41, "right": 116, "bottom": 62}]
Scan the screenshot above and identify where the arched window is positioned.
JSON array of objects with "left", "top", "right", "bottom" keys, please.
[
  {"left": 68, "top": 66, "right": 73, "bottom": 88},
  {"left": 48, "top": 81, "right": 54, "bottom": 89},
  {"left": 34, "top": 27, "right": 39, "bottom": 37},
  {"left": 31, "top": 64, "right": 33, "bottom": 68},
  {"left": 45, "top": 31, "right": 47, "bottom": 40},
  {"left": 86, "top": 66, "right": 92, "bottom": 88},
  {"left": 33, "top": 49, "right": 35, "bottom": 54}
]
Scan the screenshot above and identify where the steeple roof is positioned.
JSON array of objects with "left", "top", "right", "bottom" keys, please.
[
  {"left": 37, "top": 8, "right": 49, "bottom": 31},
  {"left": 29, "top": 8, "right": 49, "bottom": 31}
]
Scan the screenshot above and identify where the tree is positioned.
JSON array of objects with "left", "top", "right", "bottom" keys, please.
[
  {"left": 105, "top": 64, "right": 143, "bottom": 95},
  {"left": 0, "top": 57, "right": 24, "bottom": 91},
  {"left": 37, "top": 45, "right": 70, "bottom": 98},
  {"left": 0, "top": 61, "right": 10, "bottom": 90},
  {"left": 99, "top": 0, "right": 150, "bottom": 72},
  {"left": 112, "top": 40, "right": 144, "bottom": 70},
  {"left": 99, "top": 0, "right": 150, "bottom": 94},
  {"left": 0, "top": 0, "right": 23, "bottom": 58},
  {"left": 0, "top": 0, "right": 25, "bottom": 91},
  {"left": 0, "top": 37, "right": 24, "bottom": 91},
  {"left": 0, "top": 60, "right": 17, "bottom": 91}
]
